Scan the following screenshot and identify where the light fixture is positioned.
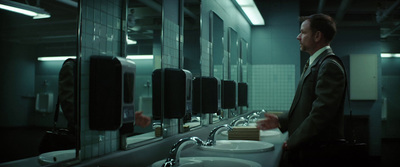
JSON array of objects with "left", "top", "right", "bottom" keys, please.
[
  {"left": 127, "top": 39, "right": 137, "bottom": 45},
  {"left": 37, "top": 56, "right": 75, "bottom": 61},
  {"left": 381, "top": 53, "right": 400, "bottom": 58},
  {"left": 127, "top": 55, "right": 153, "bottom": 60},
  {"left": 126, "top": 35, "right": 137, "bottom": 45},
  {"left": 232, "top": 0, "right": 264, "bottom": 25},
  {"left": 0, "top": 0, "right": 50, "bottom": 19}
]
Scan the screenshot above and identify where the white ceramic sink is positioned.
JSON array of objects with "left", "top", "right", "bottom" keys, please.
[
  {"left": 221, "top": 129, "right": 281, "bottom": 137},
  {"left": 198, "top": 140, "right": 274, "bottom": 153},
  {"left": 152, "top": 157, "right": 261, "bottom": 167},
  {"left": 38, "top": 149, "right": 75, "bottom": 165}
]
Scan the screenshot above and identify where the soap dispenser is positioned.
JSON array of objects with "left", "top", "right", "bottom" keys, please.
[
  {"left": 152, "top": 68, "right": 192, "bottom": 135},
  {"left": 221, "top": 80, "right": 236, "bottom": 109},
  {"left": 89, "top": 56, "right": 136, "bottom": 131},
  {"left": 238, "top": 82, "right": 248, "bottom": 107},
  {"left": 192, "top": 76, "right": 220, "bottom": 114}
]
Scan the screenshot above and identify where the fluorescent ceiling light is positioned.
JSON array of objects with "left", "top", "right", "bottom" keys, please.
[
  {"left": 126, "top": 35, "right": 137, "bottom": 45},
  {"left": 38, "top": 56, "right": 75, "bottom": 61},
  {"left": 127, "top": 55, "right": 153, "bottom": 60},
  {"left": 127, "top": 39, "right": 137, "bottom": 45},
  {"left": 0, "top": 0, "right": 50, "bottom": 19},
  {"left": 381, "top": 53, "right": 400, "bottom": 58},
  {"left": 233, "top": 0, "right": 264, "bottom": 25}
]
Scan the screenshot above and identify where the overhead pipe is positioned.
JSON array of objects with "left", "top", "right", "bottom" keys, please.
[
  {"left": 138, "top": 0, "right": 161, "bottom": 13},
  {"left": 56, "top": 0, "right": 78, "bottom": 8},
  {"left": 335, "top": 0, "right": 352, "bottom": 23},
  {"left": 317, "top": 0, "right": 326, "bottom": 13},
  {"left": 376, "top": 0, "right": 400, "bottom": 23},
  {"left": 381, "top": 23, "right": 400, "bottom": 38},
  {"left": 138, "top": 0, "right": 197, "bottom": 21}
]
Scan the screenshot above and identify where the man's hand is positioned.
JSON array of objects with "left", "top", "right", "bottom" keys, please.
[
  {"left": 256, "top": 113, "right": 280, "bottom": 130},
  {"left": 135, "top": 111, "right": 151, "bottom": 128},
  {"left": 282, "top": 141, "right": 289, "bottom": 150}
]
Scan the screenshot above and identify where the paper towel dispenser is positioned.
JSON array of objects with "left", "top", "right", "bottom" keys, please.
[
  {"left": 152, "top": 68, "right": 192, "bottom": 119},
  {"left": 89, "top": 56, "right": 136, "bottom": 130},
  {"left": 238, "top": 82, "right": 248, "bottom": 107},
  {"left": 221, "top": 80, "right": 236, "bottom": 109},
  {"left": 193, "top": 76, "right": 220, "bottom": 114}
]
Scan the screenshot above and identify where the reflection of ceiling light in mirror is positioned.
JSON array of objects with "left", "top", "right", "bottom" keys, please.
[
  {"left": 233, "top": 0, "right": 264, "bottom": 25},
  {"left": 127, "top": 55, "right": 153, "bottom": 60},
  {"left": 37, "top": 56, "right": 75, "bottom": 61},
  {"left": 127, "top": 39, "right": 137, "bottom": 45},
  {"left": 0, "top": 0, "right": 50, "bottom": 19},
  {"left": 381, "top": 53, "right": 400, "bottom": 58}
]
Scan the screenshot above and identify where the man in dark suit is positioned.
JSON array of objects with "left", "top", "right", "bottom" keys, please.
[{"left": 256, "top": 14, "right": 347, "bottom": 167}]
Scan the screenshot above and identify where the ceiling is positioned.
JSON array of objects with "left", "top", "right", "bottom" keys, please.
[
  {"left": 299, "top": 0, "right": 400, "bottom": 40},
  {"left": 0, "top": 0, "right": 78, "bottom": 44},
  {"left": 1, "top": 0, "right": 399, "bottom": 47}
]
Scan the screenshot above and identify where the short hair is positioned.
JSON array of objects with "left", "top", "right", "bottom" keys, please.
[{"left": 300, "top": 14, "right": 337, "bottom": 42}]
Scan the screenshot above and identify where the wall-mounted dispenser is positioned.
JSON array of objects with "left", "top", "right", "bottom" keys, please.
[
  {"left": 238, "top": 82, "right": 248, "bottom": 107},
  {"left": 89, "top": 56, "right": 136, "bottom": 130},
  {"left": 152, "top": 68, "right": 192, "bottom": 120},
  {"left": 193, "top": 76, "right": 220, "bottom": 114},
  {"left": 221, "top": 80, "right": 236, "bottom": 109}
]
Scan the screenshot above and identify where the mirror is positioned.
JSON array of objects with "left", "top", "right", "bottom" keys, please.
[
  {"left": 210, "top": 11, "right": 224, "bottom": 80},
  {"left": 182, "top": 0, "right": 201, "bottom": 129},
  {"left": 228, "top": 27, "right": 239, "bottom": 116},
  {"left": 209, "top": 11, "right": 224, "bottom": 123},
  {"left": 228, "top": 28, "right": 239, "bottom": 82},
  {"left": 123, "top": 0, "right": 163, "bottom": 148},
  {"left": 239, "top": 38, "right": 249, "bottom": 114},
  {"left": 0, "top": 0, "right": 79, "bottom": 164}
]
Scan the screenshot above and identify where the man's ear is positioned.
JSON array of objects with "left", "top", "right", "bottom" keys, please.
[{"left": 314, "top": 31, "right": 322, "bottom": 42}]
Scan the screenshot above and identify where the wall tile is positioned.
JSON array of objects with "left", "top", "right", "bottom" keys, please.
[{"left": 80, "top": 0, "right": 123, "bottom": 160}]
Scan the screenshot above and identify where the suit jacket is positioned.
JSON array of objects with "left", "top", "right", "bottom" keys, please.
[{"left": 279, "top": 48, "right": 346, "bottom": 150}]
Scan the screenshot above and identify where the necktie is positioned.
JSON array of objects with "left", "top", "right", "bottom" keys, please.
[{"left": 301, "top": 59, "right": 310, "bottom": 76}]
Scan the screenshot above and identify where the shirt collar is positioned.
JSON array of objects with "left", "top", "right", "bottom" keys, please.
[{"left": 309, "top": 46, "right": 331, "bottom": 65}]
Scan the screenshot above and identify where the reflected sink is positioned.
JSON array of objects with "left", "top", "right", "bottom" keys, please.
[
  {"left": 38, "top": 149, "right": 75, "bottom": 165},
  {"left": 152, "top": 157, "right": 261, "bottom": 167},
  {"left": 198, "top": 140, "right": 274, "bottom": 153}
]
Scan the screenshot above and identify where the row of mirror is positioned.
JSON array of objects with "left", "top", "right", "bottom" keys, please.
[
  {"left": 124, "top": 0, "right": 250, "bottom": 149},
  {"left": 0, "top": 0, "right": 250, "bottom": 164}
]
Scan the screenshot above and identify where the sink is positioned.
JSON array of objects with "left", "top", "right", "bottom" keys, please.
[
  {"left": 198, "top": 140, "right": 274, "bottom": 153},
  {"left": 38, "top": 149, "right": 75, "bottom": 165},
  {"left": 151, "top": 157, "right": 261, "bottom": 167},
  {"left": 221, "top": 129, "right": 281, "bottom": 137}
]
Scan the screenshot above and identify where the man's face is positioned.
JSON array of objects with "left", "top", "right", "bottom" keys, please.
[{"left": 296, "top": 20, "right": 315, "bottom": 54}]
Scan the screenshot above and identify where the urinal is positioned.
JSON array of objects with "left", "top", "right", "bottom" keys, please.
[
  {"left": 139, "top": 96, "right": 152, "bottom": 117},
  {"left": 37, "top": 149, "right": 75, "bottom": 165},
  {"left": 35, "top": 93, "right": 54, "bottom": 113}
]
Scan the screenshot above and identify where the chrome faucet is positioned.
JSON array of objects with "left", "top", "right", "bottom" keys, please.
[
  {"left": 246, "top": 113, "right": 260, "bottom": 122},
  {"left": 162, "top": 136, "right": 205, "bottom": 167},
  {"left": 229, "top": 117, "right": 249, "bottom": 126},
  {"left": 205, "top": 124, "right": 232, "bottom": 146}
]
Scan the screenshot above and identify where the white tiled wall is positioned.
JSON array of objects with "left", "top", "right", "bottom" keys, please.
[
  {"left": 201, "top": 38, "right": 211, "bottom": 76},
  {"left": 249, "top": 64, "right": 295, "bottom": 111},
  {"left": 162, "top": 19, "right": 180, "bottom": 69},
  {"left": 161, "top": 18, "right": 181, "bottom": 136},
  {"left": 80, "top": 0, "right": 122, "bottom": 160}
]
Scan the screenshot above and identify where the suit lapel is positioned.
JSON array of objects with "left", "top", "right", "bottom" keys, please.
[{"left": 288, "top": 48, "right": 334, "bottom": 117}]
